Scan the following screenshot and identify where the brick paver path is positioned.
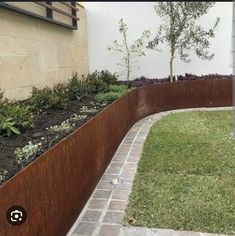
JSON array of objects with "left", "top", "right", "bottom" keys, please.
[{"left": 67, "top": 107, "right": 232, "bottom": 236}]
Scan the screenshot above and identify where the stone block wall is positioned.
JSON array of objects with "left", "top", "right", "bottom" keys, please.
[{"left": 0, "top": 3, "right": 88, "bottom": 100}]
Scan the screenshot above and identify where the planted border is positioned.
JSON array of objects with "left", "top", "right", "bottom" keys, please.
[{"left": 0, "top": 79, "right": 232, "bottom": 236}]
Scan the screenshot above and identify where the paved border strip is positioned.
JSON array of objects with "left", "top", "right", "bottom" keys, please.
[{"left": 67, "top": 107, "right": 232, "bottom": 236}]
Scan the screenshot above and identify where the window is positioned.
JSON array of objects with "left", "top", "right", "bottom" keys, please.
[{"left": 0, "top": 2, "right": 79, "bottom": 29}]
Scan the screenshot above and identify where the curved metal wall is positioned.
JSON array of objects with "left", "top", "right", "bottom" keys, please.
[{"left": 0, "top": 79, "right": 232, "bottom": 236}]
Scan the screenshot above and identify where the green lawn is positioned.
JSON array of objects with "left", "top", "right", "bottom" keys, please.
[{"left": 123, "top": 110, "right": 235, "bottom": 235}]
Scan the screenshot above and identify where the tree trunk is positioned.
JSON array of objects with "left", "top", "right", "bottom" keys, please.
[
  {"left": 127, "top": 53, "right": 130, "bottom": 81},
  {"left": 169, "top": 3, "right": 174, "bottom": 83},
  {"left": 170, "top": 56, "right": 174, "bottom": 83}
]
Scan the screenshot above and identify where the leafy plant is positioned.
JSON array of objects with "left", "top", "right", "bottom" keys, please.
[
  {"left": 69, "top": 113, "right": 87, "bottom": 122},
  {"left": 67, "top": 73, "right": 91, "bottom": 101},
  {"left": 0, "top": 103, "right": 33, "bottom": 136},
  {"left": 0, "top": 117, "right": 20, "bottom": 136},
  {"left": 85, "top": 70, "right": 119, "bottom": 94},
  {"left": 80, "top": 106, "right": 98, "bottom": 113},
  {"left": 49, "top": 113, "right": 87, "bottom": 133},
  {"left": 30, "top": 87, "right": 66, "bottom": 111},
  {"left": 15, "top": 139, "right": 44, "bottom": 166},
  {"left": 108, "top": 19, "right": 150, "bottom": 80},
  {"left": 49, "top": 121, "right": 74, "bottom": 133},
  {"left": 0, "top": 89, "right": 6, "bottom": 106},
  {"left": 5, "top": 104, "right": 33, "bottom": 128},
  {"left": 0, "top": 169, "right": 8, "bottom": 184},
  {"left": 109, "top": 84, "right": 129, "bottom": 93},
  {"left": 96, "top": 70, "right": 118, "bottom": 84},
  {"left": 147, "top": 2, "right": 220, "bottom": 82},
  {"left": 86, "top": 72, "right": 109, "bottom": 93},
  {"left": 95, "top": 91, "right": 127, "bottom": 103},
  {"left": 53, "top": 82, "right": 69, "bottom": 100},
  {"left": 95, "top": 84, "right": 130, "bottom": 103}
]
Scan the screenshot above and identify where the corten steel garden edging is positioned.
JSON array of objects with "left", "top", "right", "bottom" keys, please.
[{"left": 0, "top": 79, "right": 232, "bottom": 236}]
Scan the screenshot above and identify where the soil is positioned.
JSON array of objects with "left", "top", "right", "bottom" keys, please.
[
  {"left": 0, "top": 74, "right": 232, "bottom": 185},
  {"left": 118, "top": 74, "right": 233, "bottom": 87}
]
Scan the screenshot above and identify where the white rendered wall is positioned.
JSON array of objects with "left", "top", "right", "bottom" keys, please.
[{"left": 85, "top": 2, "right": 232, "bottom": 80}]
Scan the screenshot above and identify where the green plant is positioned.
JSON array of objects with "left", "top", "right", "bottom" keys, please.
[
  {"left": 0, "top": 103, "right": 33, "bottom": 136},
  {"left": 86, "top": 72, "right": 109, "bottom": 93},
  {"left": 0, "top": 89, "right": 6, "bottom": 105},
  {"left": 15, "top": 139, "right": 44, "bottom": 166},
  {"left": 67, "top": 74, "right": 91, "bottom": 100},
  {"left": 80, "top": 106, "right": 98, "bottom": 113},
  {"left": 108, "top": 19, "right": 150, "bottom": 80},
  {"left": 109, "top": 84, "right": 129, "bottom": 93},
  {"left": 95, "top": 91, "right": 126, "bottom": 103},
  {"left": 96, "top": 70, "right": 118, "bottom": 84},
  {"left": 67, "top": 71, "right": 119, "bottom": 99},
  {"left": 49, "top": 121, "right": 74, "bottom": 133},
  {"left": 0, "top": 89, "right": 3, "bottom": 100},
  {"left": 69, "top": 113, "right": 87, "bottom": 122},
  {"left": 0, "top": 117, "right": 20, "bottom": 136},
  {"left": 30, "top": 87, "right": 66, "bottom": 110},
  {"left": 53, "top": 82, "right": 69, "bottom": 100},
  {"left": 0, "top": 169, "right": 8, "bottom": 184},
  {"left": 147, "top": 2, "right": 220, "bottom": 82},
  {"left": 95, "top": 84, "right": 130, "bottom": 103},
  {"left": 49, "top": 113, "right": 87, "bottom": 133}
]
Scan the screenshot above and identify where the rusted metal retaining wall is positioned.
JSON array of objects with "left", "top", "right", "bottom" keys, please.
[{"left": 0, "top": 79, "right": 232, "bottom": 236}]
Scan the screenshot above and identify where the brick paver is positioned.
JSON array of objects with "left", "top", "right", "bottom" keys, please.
[
  {"left": 98, "top": 225, "right": 121, "bottom": 236},
  {"left": 67, "top": 107, "right": 232, "bottom": 236}
]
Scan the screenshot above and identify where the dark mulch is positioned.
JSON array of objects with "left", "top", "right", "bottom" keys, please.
[{"left": 117, "top": 74, "right": 233, "bottom": 88}]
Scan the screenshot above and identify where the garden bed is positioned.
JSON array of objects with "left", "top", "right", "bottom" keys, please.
[
  {"left": 0, "top": 71, "right": 130, "bottom": 185},
  {"left": 0, "top": 77, "right": 232, "bottom": 236},
  {"left": 0, "top": 97, "right": 108, "bottom": 183},
  {"left": 1, "top": 73, "right": 232, "bottom": 186}
]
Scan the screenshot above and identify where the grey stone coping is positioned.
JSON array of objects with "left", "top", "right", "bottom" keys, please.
[{"left": 67, "top": 107, "right": 233, "bottom": 236}]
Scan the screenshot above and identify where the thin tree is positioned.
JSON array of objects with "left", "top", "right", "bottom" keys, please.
[
  {"left": 148, "top": 2, "right": 220, "bottom": 82},
  {"left": 108, "top": 19, "right": 150, "bottom": 81}
]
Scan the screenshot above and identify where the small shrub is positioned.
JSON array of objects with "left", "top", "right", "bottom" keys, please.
[
  {"left": 95, "top": 84, "right": 130, "bottom": 103},
  {"left": 67, "top": 74, "right": 91, "bottom": 100},
  {"left": 86, "top": 70, "right": 118, "bottom": 93},
  {"left": 30, "top": 87, "right": 66, "bottom": 110},
  {"left": 87, "top": 73, "right": 109, "bottom": 93},
  {"left": 53, "top": 83, "right": 69, "bottom": 100},
  {"left": 95, "top": 91, "right": 124, "bottom": 103},
  {"left": 97, "top": 70, "right": 118, "bottom": 84},
  {"left": 0, "top": 103, "right": 33, "bottom": 136},
  {"left": 109, "top": 84, "right": 129, "bottom": 93}
]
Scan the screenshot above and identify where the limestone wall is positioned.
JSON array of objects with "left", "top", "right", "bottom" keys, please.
[{"left": 0, "top": 2, "right": 88, "bottom": 100}]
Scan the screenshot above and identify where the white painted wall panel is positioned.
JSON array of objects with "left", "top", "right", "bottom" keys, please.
[{"left": 85, "top": 2, "right": 232, "bottom": 79}]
